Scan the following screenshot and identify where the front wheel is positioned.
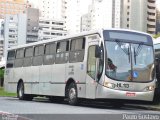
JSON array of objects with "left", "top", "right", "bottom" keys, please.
[{"left": 68, "top": 83, "right": 78, "bottom": 105}]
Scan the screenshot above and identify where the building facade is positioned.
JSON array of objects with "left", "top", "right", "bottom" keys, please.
[
  {"left": 35, "top": 0, "right": 81, "bottom": 35},
  {"left": 156, "top": 9, "right": 160, "bottom": 34},
  {"left": 4, "top": 8, "right": 39, "bottom": 60},
  {"left": 81, "top": 13, "right": 91, "bottom": 32},
  {"left": 122, "top": 0, "right": 156, "bottom": 34},
  {"left": 0, "top": 0, "right": 31, "bottom": 19},
  {"left": 25, "top": 8, "right": 39, "bottom": 43},
  {"left": 0, "top": 19, "right": 4, "bottom": 60},
  {"left": 39, "top": 19, "right": 67, "bottom": 40},
  {"left": 81, "top": 0, "right": 122, "bottom": 32}
]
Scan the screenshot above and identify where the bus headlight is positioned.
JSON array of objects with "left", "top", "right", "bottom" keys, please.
[
  {"left": 104, "top": 82, "right": 115, "bottom": 89},
  {"left": 146, "top": 86, "right": 155, "bottom": 91}
]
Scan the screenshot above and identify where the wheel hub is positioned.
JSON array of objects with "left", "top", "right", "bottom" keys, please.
[{"left": 69, "top": 88, "right": 76, "bottom": 99}]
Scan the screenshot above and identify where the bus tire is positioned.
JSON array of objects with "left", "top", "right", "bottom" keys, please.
[
  {"left": 17, "top": 82, "right": 33, "bottom": 101},
  {"left": 68, "top": 83, "right": 78, "bottom": 105},
  {"left": 17, "top": 82, "right": 25, "bottom": 100}
]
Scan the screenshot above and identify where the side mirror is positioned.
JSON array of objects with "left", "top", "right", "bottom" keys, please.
[{"left": 95, "top": 45, "right": 101, "bottom": 58}]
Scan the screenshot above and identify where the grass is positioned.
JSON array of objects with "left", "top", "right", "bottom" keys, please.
[{"left": 0, "top": 87, "right": 17, "bottom": 97}]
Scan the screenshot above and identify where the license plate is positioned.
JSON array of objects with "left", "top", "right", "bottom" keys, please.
[{"left": 126, "top": 92, "right": 136, "bottom": 97}]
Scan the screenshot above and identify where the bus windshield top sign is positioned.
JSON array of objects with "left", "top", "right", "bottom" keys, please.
[{"left": 103, "top": 30, "right": 152, "bottom": 44}]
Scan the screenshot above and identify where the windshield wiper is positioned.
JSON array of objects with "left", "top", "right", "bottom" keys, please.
[
  {"left": 133, "top": 42, "right": 144, "bottom": 65},
  {"left": 115, "top": 39, "right": 130, "bottom": 63}
]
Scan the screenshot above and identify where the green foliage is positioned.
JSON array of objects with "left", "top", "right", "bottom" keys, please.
[
  {"left": 153, "top": 34, "right": 160, "bottom": 39},
  {"left": 0, "top": 87, "right": 16, "bottom": 97},
  {"left": 0, "top": 69, "right": 4, "bottom": 78}
]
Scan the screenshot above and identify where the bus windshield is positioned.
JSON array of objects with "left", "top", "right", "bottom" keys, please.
[{"left": 105, "top": 36, "right": 154, "bottom": 82}]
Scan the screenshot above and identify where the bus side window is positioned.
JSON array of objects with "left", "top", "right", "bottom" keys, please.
[
  {"left": 43, "top": 43, "right": 56, "bottom": 65},
  {"left": 14, "top": 48, "right": 24, "bottom": 68},
  {"left": 55, "top": 40, "right": 69, "bottom": 64},
  {"left": 69, "top": 37, "right": 85, "bottom": 63},
  {"left": 6, "top": 50, "right": 15, "bottom": 68},
  {"left": 33, "top": 45, "right": 44, "bottom": 66},
  {"left": 23, "top": 47, "right": 33, "bottom": 67}
]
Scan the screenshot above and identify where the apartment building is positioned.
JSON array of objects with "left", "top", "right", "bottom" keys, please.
[
  {"left": 0, "top": 19, "right": 4, "bottom": 60},
  {"left": 122, "top": 0, "right": 156, "bottom": 34},
  {"left": 39, "top": 19, "right": 67, "bottom": 40},
  {"left": 81, "top": 0, "right": 122, "bottom": 32},
  {"left": 36, "top": 0, "right": 81, "bottom": 35},
  {"left": 0, "top": 0, "right": 31, "bottom": 19},
  {"left": 4, "top": 8, "right": 39, "bottom": 60}
]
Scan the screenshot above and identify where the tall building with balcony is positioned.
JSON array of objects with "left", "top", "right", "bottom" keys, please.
[
  {"left": 0, "top": 0, "right": 31, "bottom": 19},
  {"left": 122, "top": 0, "right": 156, "bottom": 34},
  {"left": 39, "top": 19, "right": 67, "bottom": 40},
  {"left": 147, "top": 0, "right": 156, "bottom": 34},
  {"left": 34, "top": 0, "right": 80, "bottom": 35}
]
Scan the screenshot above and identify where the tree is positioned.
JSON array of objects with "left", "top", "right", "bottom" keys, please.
[
  {"left": 0, "top": 69, "right": 4, "bottom": 87},
  {"left": 153, "top": 34, "right": 160, "bottom": 39}
]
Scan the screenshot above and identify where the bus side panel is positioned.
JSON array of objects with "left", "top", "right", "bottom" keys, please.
[
  {"left": 39, "top": 65, "right": 53, "bottom": 95},
  {"left": 23, "top": 66, "right": 39, "bottom": 94},
  {"left": 65, "top": 62, "right": 86, "bottom": 98},
  {"left": 30, "top": 66, "right": 39, "bottom": 95},
  {"left": 52, "top": 64, "right": 66, "bottom": 96},
  {"left": 14, "top": 67, "right": 25, "bottom": 92},
  {"left": 4, "top": 69, "right": 16, "bottom": 93}
]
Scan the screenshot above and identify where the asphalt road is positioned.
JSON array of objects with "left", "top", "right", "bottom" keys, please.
[{"left": 0, "top": 97, "right": 160, "bottom": 120}]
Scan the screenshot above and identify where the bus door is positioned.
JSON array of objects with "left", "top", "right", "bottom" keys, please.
[{"left": 86, "top": 39, "right": 100, "bottom": 99}]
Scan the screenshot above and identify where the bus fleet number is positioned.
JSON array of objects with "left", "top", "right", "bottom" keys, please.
[{"left": 116, "top": 83, "right": 129, "bottom": 88}]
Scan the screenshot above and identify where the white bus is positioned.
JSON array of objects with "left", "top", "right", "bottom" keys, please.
[{"left": 4, "top": 29, "right": 155, "bottom": 106}]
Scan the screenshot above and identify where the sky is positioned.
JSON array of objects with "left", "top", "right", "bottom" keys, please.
[{"left": 157, "top": 0, "right": 160, "bottom": 10}]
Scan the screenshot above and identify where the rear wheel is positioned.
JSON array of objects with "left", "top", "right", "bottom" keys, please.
[
  {"left": 17, "top": 82, "right": 33, "bottom": 101},
  {"left": 67, "top": 83, "right": 78, "bottom": 105},
  {"left": 17, "top": 82, "right": 25, "bottom": 100}
]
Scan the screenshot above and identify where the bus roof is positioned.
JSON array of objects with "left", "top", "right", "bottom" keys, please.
[{"left": 7, "top": 28, "right": 152, "bottom": 51}]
